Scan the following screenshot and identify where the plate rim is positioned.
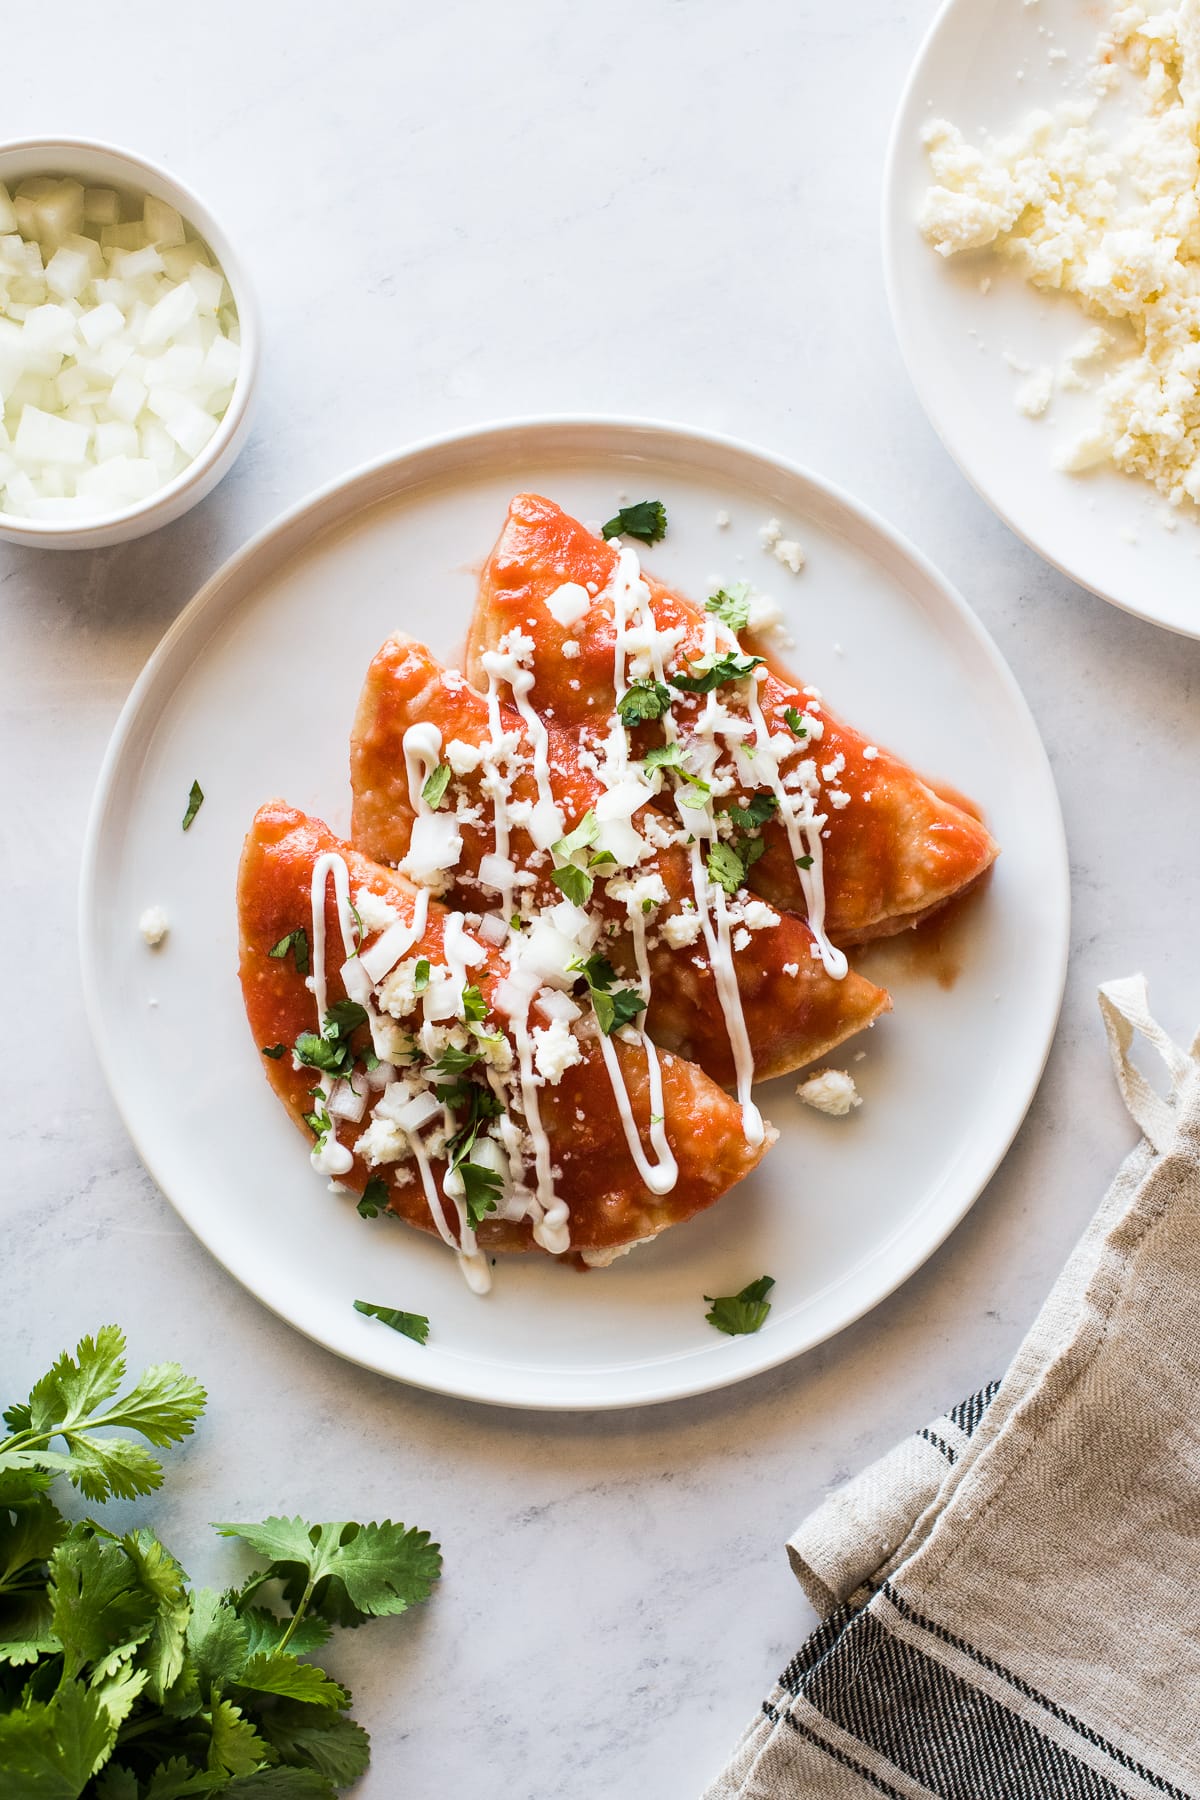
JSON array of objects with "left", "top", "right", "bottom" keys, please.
[
  {"left": 881, "top": 0, "right": 1200, "bottom": 644},
  {"left": 79, "top": 412, "right": 1070, "bottom": 1410}
]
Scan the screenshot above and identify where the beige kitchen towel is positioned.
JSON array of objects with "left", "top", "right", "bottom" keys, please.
[{"left": 704, "top": 976, "right": 1200, "bottom": 1800}]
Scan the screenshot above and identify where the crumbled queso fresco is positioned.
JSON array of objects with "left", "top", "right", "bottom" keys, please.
[
  {"left": 920, "top": 1, "right": 1200, "bottom": 508},
  {"left": 796, "top": 1068, "right": 861, "bottom": 1116}
]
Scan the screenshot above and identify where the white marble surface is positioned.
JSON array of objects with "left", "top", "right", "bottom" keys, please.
[{"left": 3, "top": 3, "right": 1200, "bottom": 1795}]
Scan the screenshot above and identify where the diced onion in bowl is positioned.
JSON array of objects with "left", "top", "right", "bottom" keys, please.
[{"left": 0, "top": 175, "right": 241, "bottom": 521}]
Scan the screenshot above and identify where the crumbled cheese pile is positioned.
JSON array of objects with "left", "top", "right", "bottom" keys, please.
[
  {"left": 919, "top": 1, "right": 1200, "bottom": 507},
  {"left": 796, "top": 1068, "right": 861, "bottom": 1116}
]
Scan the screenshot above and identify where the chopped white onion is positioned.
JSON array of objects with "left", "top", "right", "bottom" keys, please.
[
  {"left": 401, "top": 813, "right": 463, "bottom": 882},
  {"left": 394, "top": 1090, "right": 442, "bottom": 1134},
  {"left": 360, "top": 920, "right": 418, "bottom": 984},
  {"left": 0, "top": 175, "right": 240, "bottom": 521},
  {"left": 477, "top": 910, "right": 509, "bottom": 946},
  {"left": 478, "top": 851, "right": 516, "bottom": 893},
  {"left": 327, "top": 1080, "right": 368, "bottom": 1123}
]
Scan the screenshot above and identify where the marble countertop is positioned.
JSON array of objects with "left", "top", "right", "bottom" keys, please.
[{"left": 4, "top": 2, "right": 1200, "bottom": 1794}]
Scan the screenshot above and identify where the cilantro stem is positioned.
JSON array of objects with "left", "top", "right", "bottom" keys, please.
[{"left": 275, "top": 1573, "right": 318, "bottom": 1655}]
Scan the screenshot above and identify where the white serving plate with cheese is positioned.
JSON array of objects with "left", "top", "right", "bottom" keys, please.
[
  {"left": 79, "top": 416, "right": 1068, "bottom": 1410},
  {"left": 885, "top": 0, "right": 1200, "bottom": 641}
]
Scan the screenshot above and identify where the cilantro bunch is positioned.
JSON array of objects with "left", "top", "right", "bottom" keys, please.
[{"left": 0, "top": 1327, "right": 440, "bottom": 1798}]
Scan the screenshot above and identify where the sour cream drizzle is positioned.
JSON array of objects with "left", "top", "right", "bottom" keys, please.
[
  {"left": 481, "top": 671, "right": 516, "bottom": 919},
  {"left": 602, "top": 543, "right": 767, "bottom": 1146},
  {"left": 307, "top": 852, "right": 361, "bottom": 1178},
  {"left": 309, "top": 847, "right": 488, "bottom": 1291},
  {"left": 742, "top": 678, "right": 846, "bottom": 980}
]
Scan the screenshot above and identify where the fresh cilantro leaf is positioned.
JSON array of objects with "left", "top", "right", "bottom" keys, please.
[
  {"left": 550, "top": 864, "right": 592, "bottom": 906},
  {"left": 214, "top": 1517, "right": 442, "bottom": 1629},
  {"left": 322, "top": 999, "right": 367, "bottom": 1040},
  {"left": 238, "top": 1608, "right": 332, "bottom": 1660},
  {"left": 601, "top": 499, "right": 667, "bottom": 544},
  {"left": 293, "top": 1034, "right": 347, "bottom": 1077},
  {"left": 677, "top": 782, "right": 710, "bottom": 809},
  {"left": 302, "top": 1104, "right": 332, "bottom": 1149},
  {"left": 570, "top": 951, "right": 617, "bottom": 991},
  {"left": 509, "top": 914, "right": 524, "bottom": 930},
  {"left": 421, "top": 763, "right": 452, "bottom": 810},
  {"left": 572, "top": 953, "right": 646, "bottom": 1035},
  {"left": 257, "top": 1708, "right": 370, "bottom": 1787},
  {"left": 353, "top": 1302, "right": 430, "bottom": 1346},
  {"left": 706, "top": 842, "right": 746, "bottom": 898},
  {"left": 432, "top": 1043, "right": 482, "bottom": 1077},
  {"left": 413, "top": 958, "right": 431, "bottom": 993},
  {"left": 235, "top": 1651, "right": 348, "bottom": 1710},
  {"left": 643, "top": 742, "right": 682, "bottom": 770},
  {"left": 552, "top": 810, "right": 598, "bottom": 860},
  {"left": 117, "top": 1527, "right": 191, "bottom": 1704},
  {"left": 461, "top": 985, "right": 487, "bottom": 1024},
  {"left": 0, "top": 1676, "right": 116, "bottom": 1793},
  {"left": 443, "top": 1083, "right": 504, "bottom": 1181},
  {"left": 293, "top": 1001, "right": 368, "bottom": 1080},
  {"left": 726, "top": 792, "right": 778, "bottom": 830},
  {"left": 616, "top": 679, "right": 672, "bottom": 728},
  {"left": 783, "top": 705, "right": 808, "bottom": 737},
  {"left": 267, "top": 928, "right": 310, "bottom": 978},
  {"left": 356, "top": 1178, "right": 389, "bottom": 1220},
  {"left": 796, "top": 853, "right": 814, "bottom": 870},
  {"left": 261, "top": 1044, "right": 286, "bottom": 1060},
  {"left": 187, "top": 1584, "right": 249, "bottom": 1694},
  {"left": 742, "top": 836, "right": 767, "bottom": 874},
  {"left": 210, "top": 1693, "right": 271, "bottom": 1776},
  {"left": 591, "top": 985, "right": 647, "bottom": 1036},
  {"left": 459, "top": 1162, "right": 502, "bottom": 1229},
  {"left": 49, "top": 1527, "right": 158, "bottom": 1679},
  {"left": 0, "top": 1326, "right": 205, "bottom": 1503},
  {"left": 704, "top": 1275, "right": 775, "bottom": 1336},
  {"left": 210, "top": 1769, "right": 332, "bottom": 1797},
  {"left": 181, "top": 780, "right": 204, "bottom": 832},
  {"left": 670, "top": 651, "right": 764, "bottom": 695},
  {"left": 706, "top": 582, "right": 751, "bottom": 632}
]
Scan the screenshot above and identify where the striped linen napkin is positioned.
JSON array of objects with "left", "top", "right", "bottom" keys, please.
[{"left": 704, "top": 976, "right": 1200, "bottom": 1800}]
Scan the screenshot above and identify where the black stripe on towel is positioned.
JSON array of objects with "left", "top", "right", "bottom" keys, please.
[
  {"left": 881, "top": 1585, "right": 1194, "bottom": 1800},
  {"left": 948, "top": 1379, "right": 1002, "bottom": 1437},
  {"left": 778, "top": 1600, "right": 861, "bottom": 1695},
  {"left": 763, "top": 1701, "right": 911, "bottom": 1800},
  {"left": 920, "top": 1427, "right": 957, "bottom": 1464},
  {"left": 796, "top": 1607, "right": 1140, "bottom": 1800}
]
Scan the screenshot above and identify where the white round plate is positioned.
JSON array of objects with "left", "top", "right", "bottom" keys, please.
[
  {"left": 81, "top": 417, "right": 1068, "bottom": 1410},
  {"left": 885, "top": 0, "right": 1200, "bottom": 640}
]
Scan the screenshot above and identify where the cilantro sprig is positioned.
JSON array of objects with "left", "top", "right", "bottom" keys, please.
[
  {"left": 670, "top": 650, "right": 764, "bottom": 695},
  {"left": 704, "top": 1276, "right": 775, "bottom": 1336},
  {"left": 600, "top": 499, "right": 667, "bottom": 545},
  {"left": 0, "top": 1326, "right": 204, "bottom": 1504},
  {"left": 0, "top": 1326, "right": 441, "bottom": 1795},
  {"left": 617, "top": 679, "right": 673, "bottom": 728},
  {"left": 571, "top": 953, "right": 647, "bottom": 1036},
  {"left": 293, "top": 1000, "right": 369, "bottom": 1082},
  {"left": 706, "top": 582, "right": 751, "bottom": 633},
  {"left": 0, "top": 1317, "right": 440, "bottom": 1792},
  {"left": 550, "top": 810, "right": 617, "bottom": 907}
]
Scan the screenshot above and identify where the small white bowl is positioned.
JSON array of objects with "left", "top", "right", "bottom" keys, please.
[{"left": 0, "top": 136, "right": 259, "bottom": 551}]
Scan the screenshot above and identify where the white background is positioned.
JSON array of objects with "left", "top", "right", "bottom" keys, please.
[{"left": 3, "top": 3, "right": 1199, "bottom": 1796}]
